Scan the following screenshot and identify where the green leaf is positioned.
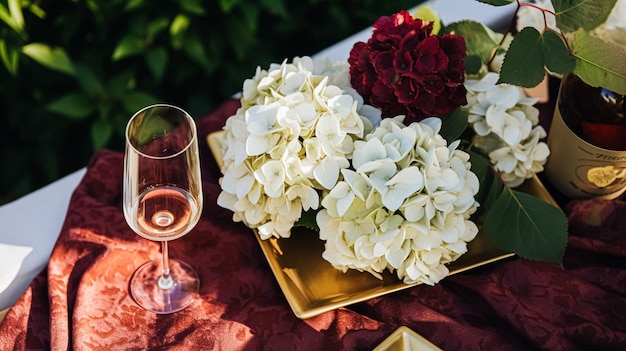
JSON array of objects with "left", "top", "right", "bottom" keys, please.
[
  {"left": 73, "top": 63, "right": 104, "bottom": 98},
  {"left": 0, "top": 39, "right": 19, "bottom": 75},
  {"left": 553, "top": 0, "right": 617, "bottom": 33},
  {"left": 413, "top": 6, "right": 441, "bottom": 34},
  {"left": 473, "top": 0, "right": 515, "bottom": 5},
  {"left": 0, "top": 4, "right": 16, "bottom": 30},
  {"left": 482, "top": 170, "right": 504, "bottom": 215},
  {"left": 90, "top": 118, "right": 113, "bottom": 150},
  {"left": 22, "top": 43, "right": 75, "bottom": 75},
  {"left": 571, "top": 29, "right": 626, "bottom": 95},
  {"left": 169, "top": 14, "right": 190, "bottom": 50},
  {"left": 260, "top": 0, "right": 287, "bottom": 16},
  {"left": 445, "top": 20, "right": 502, "bottom": 65},
  {"left": 483, "top": 189, "right": 568, "bottom": 264},
  {"left": 136, "top": 112, "right": 174, "bottom": 146},
  {"left": 106, "top": 71, "right": 136, "bottom": 99},
  {"left": 124, "top": 0, "right": 145, "bottom": 11},
  {"left": 498, "top": 27, "right": 544, "bottom": 88},
  {"left": 464, "top": 55, "right": 482, "bottom": 75},
  {"left": 146, "top": 17, "right": 170, "bottom": 39},
  {"left": 440, "top": 107, "right": 468, "bottom": 143},
  {"left": 121, "top": 91, "right": 159, "bottom": 114},
  {"left": 145, "top": 47, "right": 168, "bottom": 82},
  {"left": 183, "top": 33, "right": 211, "bottom": 70},
  {"left": 294, "top": 209, "right": 319, "bottom": 231},
  {"left": 112, "top": 35, "right": 145, "bottom": 61},
  {"left": 219, "top": 0, "right": 240, "bottom": 12},
  {"left": 179, "top": 0, "right": 206, "bottom": 15},
  {"left": 27, "top": 3, "right": 46, "bottom": 19},
  {"left": 47, "top": 92, "right": 94, "bottom": 120},
  {"left": 468, "top": 152, "right": 502, "bottom": 219},
  {"left": 8, "top": 0, "right": 24, "bottom": 30},
  {"left": 542, "top": 29, "right": 575, "bottom": 74}
]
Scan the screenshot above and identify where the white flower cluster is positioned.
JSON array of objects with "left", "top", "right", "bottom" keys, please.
[
  {"left": 465, "top": 72, "right": 550, "bottom": 187},
  {"left": 317, "top": 117, "right": 480, "bottom": 285},
  {"left": 217, "top": 56, "right": 381, "bottom": 239}
]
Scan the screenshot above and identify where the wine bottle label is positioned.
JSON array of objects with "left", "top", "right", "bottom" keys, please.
[{"left": 544, "top": 104, "right": 626, "bottom": 199}]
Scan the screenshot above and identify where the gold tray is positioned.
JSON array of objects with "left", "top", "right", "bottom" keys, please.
[
  {"left": 373, "top": 326, "right": 443, "bottom": 351},
  {"left": 208, "top": 131, "right": 558, "bottom": 319}
]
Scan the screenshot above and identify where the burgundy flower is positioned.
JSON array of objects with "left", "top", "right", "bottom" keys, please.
[{"left": 348, "top": 10, "right": 467, "bottom": 123}]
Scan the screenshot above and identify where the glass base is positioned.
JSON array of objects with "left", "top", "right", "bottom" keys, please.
[{"left": 130, "top": 258, "right": 199, "bottom": 314}]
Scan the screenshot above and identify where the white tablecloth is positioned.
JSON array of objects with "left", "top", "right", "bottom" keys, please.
[{"left": 0, "top": 0, "right": 514, "bottom": 310}]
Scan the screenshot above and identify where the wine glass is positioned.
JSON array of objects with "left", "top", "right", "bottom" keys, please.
[{"left": 123, "top": 104, "right": 203, "bottom": 314}]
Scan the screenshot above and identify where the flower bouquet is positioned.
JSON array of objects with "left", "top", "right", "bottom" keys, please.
[{"left": 212, "top": 0, "right": 626, "bottom": 286}]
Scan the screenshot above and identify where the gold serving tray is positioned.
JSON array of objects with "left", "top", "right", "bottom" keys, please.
[
  {"left": 373, "top": 326, "right": 444, "bottom": 351},
  {"left": 0, "top": 308, "right": 7, "bottom": 324},
  {"left": 208, "top": 130, "right": 558, "bottom": 319}
]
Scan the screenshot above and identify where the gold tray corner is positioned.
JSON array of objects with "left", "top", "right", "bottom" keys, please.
[
  {"left": 207, "top": 130, "right": 558, "bottom": 319},
  {"left": 373, "top": 326, "right": 444, "bottom": 351}
]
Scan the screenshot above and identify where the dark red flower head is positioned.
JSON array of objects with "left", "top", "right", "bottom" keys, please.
[{"left": 348, "top": 10, "right": 467, "bottom": 124}]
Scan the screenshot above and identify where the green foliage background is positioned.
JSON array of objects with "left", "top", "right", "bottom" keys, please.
[{"left": 0, "top": 0, "right": 424, "bottom": 204}]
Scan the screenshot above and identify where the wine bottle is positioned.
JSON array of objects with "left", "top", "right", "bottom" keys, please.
[{"left": 544, "top": 73, "right": 626, "bottom": 200}]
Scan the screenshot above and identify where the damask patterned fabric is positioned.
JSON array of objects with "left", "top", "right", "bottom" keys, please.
[{"left": 0, "top": 99, "right": 625, "bottom": 350}]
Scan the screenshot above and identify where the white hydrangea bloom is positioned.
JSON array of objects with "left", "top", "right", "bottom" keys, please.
[
  {"left": 476, "top": 127, "right": 550, "bottom": 187},
  {"left": 317, "top": 117, "right": 480, "bottom": 285},
  {"left": 465, "top": 71, "right": 549, "bottom": 187},
  {"left": 218, "top": 56, "right": 382, "bottom": 239}
]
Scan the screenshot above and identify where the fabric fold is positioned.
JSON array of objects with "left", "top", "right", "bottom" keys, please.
[{"left": 0, "top": 99, "right": 625, "bottom": 351}]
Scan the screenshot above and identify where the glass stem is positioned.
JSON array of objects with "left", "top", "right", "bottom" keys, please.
[{"left": 158, "top": 241, "right": 175, "bottom": 290}]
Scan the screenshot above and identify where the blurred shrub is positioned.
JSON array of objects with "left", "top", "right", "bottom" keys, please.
[{"left": 0, "top": 0, "right": 423, "bottom": 203}]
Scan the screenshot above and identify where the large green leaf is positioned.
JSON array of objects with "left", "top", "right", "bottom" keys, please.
[
  {"left": 571, "top": 29, "right": 626, "bottom": 95},
  {"left": 498, "top": 27, "right": 544, "bottom": 88},
  {"left": 483, "top": 189, "right": 568, "bottom": 264},
  {"left": 499, "top": 27, "right": 576, "bottom": 88},
  {"left": 22, "top": 43, "right": 75, "bottom": 75},
  {"left": 542, "top": 29, "right": 575, "bottom": 74},
  {"left": 47, "top": 92, "right": 94, "bottom": 120},
  {"left": 445, "top": 20, "right": 503, "bottom": 65},
  {"left": 553, "top": 0, "right": 617, "bottom": 33},
  {"left": 468, "top": 154, "right": 503, "bottom": 220}
]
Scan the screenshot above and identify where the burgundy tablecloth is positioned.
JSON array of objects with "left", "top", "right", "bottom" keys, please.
[{"left": 1, "top": 99, "right": 625, "bottom": 351}]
